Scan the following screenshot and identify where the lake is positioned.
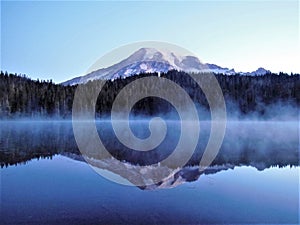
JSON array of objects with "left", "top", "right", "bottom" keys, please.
[{"left": 0, "top": 120, "right": 299, "bottom": 224}]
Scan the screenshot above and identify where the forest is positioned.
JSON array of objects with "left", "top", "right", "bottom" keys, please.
[{"left": 0, "top": 70, "right": 299, "bottom": 119}]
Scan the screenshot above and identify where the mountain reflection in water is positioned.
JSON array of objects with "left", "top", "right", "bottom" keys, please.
[
  {"left": 1, "top": 120, "right": 299, "bottom": 224},
  {"left": 0, "top": 120, "right": 298, "bottom": 189}
]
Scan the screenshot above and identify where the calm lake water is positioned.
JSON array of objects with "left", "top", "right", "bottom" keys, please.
[{"left": 0, "top": 121, "right": 299, "bottom": 224}]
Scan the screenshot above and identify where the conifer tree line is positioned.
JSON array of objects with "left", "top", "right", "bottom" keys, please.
[
  {"left": 0, "top": 70, "right": 299, "bottom": 118},
  {"left": 0, "top": 71, "right": 74, "bottom": 117}
]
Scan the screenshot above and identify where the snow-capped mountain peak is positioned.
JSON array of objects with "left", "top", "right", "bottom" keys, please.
[
  {"left": 61, "top": 48, "right": 271, "bottom": 86},
  {"left": 239, "top": 67, "right": 271, "bottom": 76},
  {"left": 125, "top": 47, "right": 203, "bottom": 71}
]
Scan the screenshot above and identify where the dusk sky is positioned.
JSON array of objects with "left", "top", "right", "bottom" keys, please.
[{"left": 1, "top": 1, "right": 299, "bottom": 83}]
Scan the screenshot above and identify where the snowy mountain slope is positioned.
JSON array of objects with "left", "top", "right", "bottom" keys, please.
[
  {"left": 62, "top": 47, "right": 271, "bottom": 86},
  {"left": 240, "top": 67, "right": 271, "bottom": 76}
]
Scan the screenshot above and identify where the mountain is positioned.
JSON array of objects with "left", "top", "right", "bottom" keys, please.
[
  {"left": 62, "top": 47, "right": 271, "bottom": 86},
  {"left": 62, "top": 153, "right": 274, "bottom": 190},
  {"left": 66, "top": 153, "right": 235, "bottom": 190},
  {"left": 240, "top": 67, "right": 271, "bottom": 76},
  {"left": 204, "top": 63, "right": 236, "bottom": 75}
]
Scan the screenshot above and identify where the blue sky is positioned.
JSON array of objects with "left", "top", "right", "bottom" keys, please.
[{"left": 1, "top": 1, "right": 299, "bottom": 83}]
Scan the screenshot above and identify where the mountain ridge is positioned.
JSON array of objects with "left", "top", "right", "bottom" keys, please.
[{"left": 62, "top": 47, "right": 271, "bottom": 86}]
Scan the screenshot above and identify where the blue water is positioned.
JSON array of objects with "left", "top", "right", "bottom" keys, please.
[
  {"left": 1, "top": 155, "right": 299, "bottom": 224},
  {"left": 0, "top": 120, "right": 299, "bottom": 224}
]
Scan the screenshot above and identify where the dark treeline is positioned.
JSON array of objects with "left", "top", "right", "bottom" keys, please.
[
  {"left": 0, "top": 70, "right": 299, "bottom": 118},
  {"left": 0, "top": 71, "right": 74, "bottom": 117}
]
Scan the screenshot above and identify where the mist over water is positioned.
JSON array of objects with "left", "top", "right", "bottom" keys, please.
[
  {"left": 1, "top": 119, "right": 299, "bottom": 224},
  {"left": 0, "top": 117, "right": 298, "bottom": 169},
  {"left": 1, "top": 114, "right": 299, "bottom": 224},
  {"left": 1, "top": 96, "right": 299, "bottom": 183}
]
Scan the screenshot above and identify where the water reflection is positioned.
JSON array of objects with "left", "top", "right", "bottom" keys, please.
[
  {"left": 1, "top": 121, "right": 299, "bottom": 224},
  {"left": 0, "top": 120, "right": 298, "bottom": 188},
  {"left": 1, "top": 155, "right": 299, "bottom": 224},
  {"left": 0, "top": 121, "right": 78, "bottom": 167}
]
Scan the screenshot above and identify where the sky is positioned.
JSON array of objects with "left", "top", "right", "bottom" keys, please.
[{"left": 1, "top": 0, "right": 299, "bottom": 83}]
